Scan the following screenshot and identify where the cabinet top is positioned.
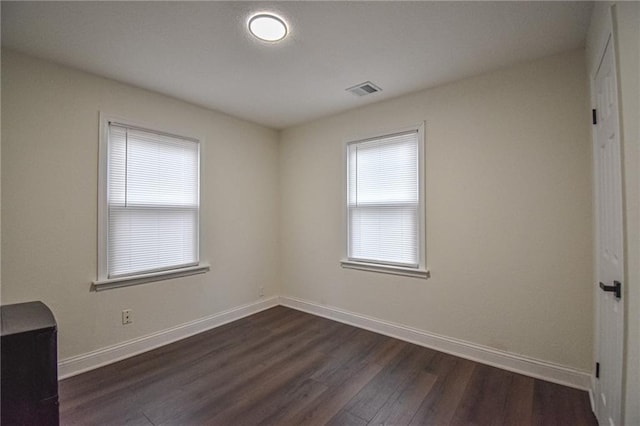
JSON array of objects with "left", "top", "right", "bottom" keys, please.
[{"left": 1, "top": 301, "right": 57, "bottom": 337}]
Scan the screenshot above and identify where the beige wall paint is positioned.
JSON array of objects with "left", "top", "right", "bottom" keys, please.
[
  {"left": 0, "top": 6, "right": 3, "bottom": 303},
  {"left": 587, "top": 2, "right": 640, "bottom": 424},
  {"left": 280, "top": 49, "right": 593, "bottom": 371},
  {"left": 2, "top": 45, "right": 596, "bottom": 380},
  {"left": 615, "top": 5, "right": 640, "bottom": 423},
  {"left": 1, "top": 49, "right": 280, "bottom": 360}
]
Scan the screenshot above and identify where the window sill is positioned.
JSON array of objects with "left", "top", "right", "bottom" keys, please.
[
  {"left": 92, "top": 264, "right": 210, "bottom": 291},
  {"left": 340, "top": 260, "right": 430, "bottom": 279}
]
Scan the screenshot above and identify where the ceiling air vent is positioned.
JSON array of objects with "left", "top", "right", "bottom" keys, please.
[{"left": 346, "top": 81, "right": 382, "bottom": 97}]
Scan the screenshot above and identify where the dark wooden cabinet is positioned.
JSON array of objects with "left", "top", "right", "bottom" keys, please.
[{"left": 1, "top": 301, "right": 59, "bottom": 426}]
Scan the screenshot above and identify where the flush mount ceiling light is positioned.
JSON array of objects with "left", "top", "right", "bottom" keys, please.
[{"left": 248, "top": 13, "right": 288, "bottom": 42}]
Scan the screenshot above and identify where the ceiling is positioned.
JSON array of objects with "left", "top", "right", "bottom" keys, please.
[{"left": 2, "top": 1, "right": 593, "bottom": 130}]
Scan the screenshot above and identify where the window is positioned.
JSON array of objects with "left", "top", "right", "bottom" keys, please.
[
  {"left": 341, "top": 124, "right": 428, "bottom": 278},
  {"left": 94, "top": 115, "right": 208, "bottom": 290}
]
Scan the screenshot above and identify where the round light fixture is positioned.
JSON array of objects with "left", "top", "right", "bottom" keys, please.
[{"left": 248, "top": 13, "right": 288, "bottom": 42}]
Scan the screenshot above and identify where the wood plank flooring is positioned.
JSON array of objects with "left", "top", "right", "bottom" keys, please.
[{"left": 59, "top": 306, "right": 597, "bottom": 425}]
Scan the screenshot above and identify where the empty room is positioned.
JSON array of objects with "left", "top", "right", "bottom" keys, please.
[{"left": 1, "top": 1, "right": 638, "bottom": 425}]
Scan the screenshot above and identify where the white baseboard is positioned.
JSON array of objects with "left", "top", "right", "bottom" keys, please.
[
  {"left": 589, "top": 376, "right": 597, "bottom": 415},
  {"left": 57, "top": 296, "right": 279, "bottom": 379},
  {"left": 59, "top": 294, "right": 593, "bottom": 392},
  {"left": 280, "top": 296, "right": 592, "bottom": 391}
]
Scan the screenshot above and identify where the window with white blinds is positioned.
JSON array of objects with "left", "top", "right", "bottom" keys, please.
[
  {"left": 346, "top": 128, "right": 424, "bottom": 270},
  {"left": 105, "top": 123, "right": 200, "bottom": 278}
]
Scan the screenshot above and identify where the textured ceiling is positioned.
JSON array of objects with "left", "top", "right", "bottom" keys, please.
[{"left": 2, "top": 1, "right": 593, "bottom": 129}]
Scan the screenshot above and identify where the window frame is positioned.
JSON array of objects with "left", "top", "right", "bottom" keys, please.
[
  {"left": 340, "top": 123, "right": 429, "bottom": 279},
  {"left": 94, "top": 112, "right": 209, "bottom": 291}
]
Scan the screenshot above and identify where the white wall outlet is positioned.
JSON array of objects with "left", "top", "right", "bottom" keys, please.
[
  {"left": 259, "top": 286, "right": 264, "bottom": 297},
  {"left": 122, "top": 309, "right": 133, "bottom": 325}
]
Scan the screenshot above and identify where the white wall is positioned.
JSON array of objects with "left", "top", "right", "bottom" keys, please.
[
  {"left": 280, "top": 49, "right": 594, "bottom": 372},
  {"left": 1, "top": 49, "right": 280, "bottom": 361},
  {"left": 587, "top": 3, "right": 640, "bottom": 424}
]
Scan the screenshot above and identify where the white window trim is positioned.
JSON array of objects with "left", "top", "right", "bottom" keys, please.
[
  {"left": 340, "top": 122, "right": 429, "bottom": 279},
  {"left": 93, "top": 112, "right": 208, "bottom": 291},
  {"left": 93, "top": 264, "right": 210, "bottom": 291}
]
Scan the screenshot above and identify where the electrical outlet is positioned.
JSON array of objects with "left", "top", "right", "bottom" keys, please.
[
  {"left": 122, "top": 309, "right": 133, "bottom": 325},
  {"left": 259, "top": 286, "right": 264, "bottom": 297}
]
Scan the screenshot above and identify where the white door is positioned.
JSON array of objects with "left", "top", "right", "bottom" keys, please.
[{"left": 593, "top": 33, "right": 624, "bottom": 426}]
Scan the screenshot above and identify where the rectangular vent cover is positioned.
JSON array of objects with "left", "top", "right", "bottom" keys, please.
[{"left": 346, "top": 81, "right": 382, "bottom": 96}]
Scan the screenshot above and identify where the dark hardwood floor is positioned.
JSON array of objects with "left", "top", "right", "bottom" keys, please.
[{"left": 59, "top": 306, "right": 597, "bottom": 425}]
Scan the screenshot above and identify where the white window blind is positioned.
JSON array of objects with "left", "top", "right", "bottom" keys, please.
[
  {"left": 347, "top": 130, "right": 420, "bottom": 267},
  {"left": 107, "top": 123, "right": 200, "bottom": 278}
]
